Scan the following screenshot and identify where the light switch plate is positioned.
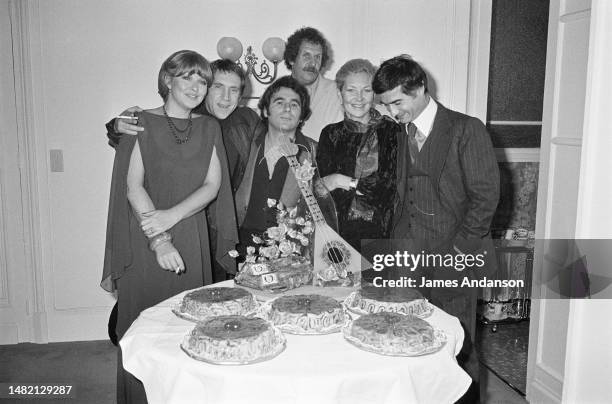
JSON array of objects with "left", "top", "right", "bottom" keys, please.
[{"left": 50, "top": 149, "right": 64, "bottom": 172}]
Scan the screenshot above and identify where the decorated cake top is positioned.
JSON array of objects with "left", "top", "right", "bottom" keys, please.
[
  {"left": 192, "top": 315, "right": 270, "bottom": 340},
  {"left": 360, "top": 286, "right": 425, "bottom": 303},
  {"left": 271, "top": 294, "right": 341, "bottom": 315},
  {"left": 353, "top": 312, "right": 433, "bottom": 340},
  {"left": 184, "top": 287, "right": 251, "bottom": 303}
]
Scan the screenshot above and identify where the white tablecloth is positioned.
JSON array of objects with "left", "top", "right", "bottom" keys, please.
[{"left": 121, "top": 281, "right": 471, "bottom": 404}]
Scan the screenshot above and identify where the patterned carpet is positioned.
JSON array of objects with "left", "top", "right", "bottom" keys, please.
[{"left": 476, "top": 319, "right": 529, "bottom": 395}]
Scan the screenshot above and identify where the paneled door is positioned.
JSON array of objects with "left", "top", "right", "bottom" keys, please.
[{"left": 527, "top": 0, "right": 592, "bottom": 402}]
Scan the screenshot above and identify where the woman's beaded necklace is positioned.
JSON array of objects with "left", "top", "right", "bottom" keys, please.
[{"left": 162, "top": 106, "right": 193, "bottom": 144}]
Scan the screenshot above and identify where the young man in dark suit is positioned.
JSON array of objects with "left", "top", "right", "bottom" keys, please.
[{"left": 373, "top": 55, "right": 500, "bottom": 403}]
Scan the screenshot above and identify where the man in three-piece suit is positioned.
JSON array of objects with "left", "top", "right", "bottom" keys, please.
[{"left": 373, "top": 55, "right": 500, "bottom": 402}]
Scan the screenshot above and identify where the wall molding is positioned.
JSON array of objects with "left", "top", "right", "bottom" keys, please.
[
  {"left": 536, "top": 362, "right": 564, "bottom": 387},
  {"left": 466, "top": 0, "right": 492, "bottom": 122},
  {"left": 495, "top": 148, "right": 541, "bottom": 162},
  {"left": 527, "top": 295, "right": 563, "bottom": 403},
  {"left": 532, "top": 365, "right": 563, "bottom": 401},
  {"left": 528, "top": 298, "right": 566, "bottom": 403},
  {"left": 575, "top": 0, "right": 612, "bottom": 238},
  {"left": 11, "top": 0, "right": 50, "bottom": 343},
  {"left": 446, "top": 0, "right": 471, "bottom": 112},
  {"left": 529, "top": 377, "right": 563, "bottom": 403},
  {"left": 0, "top": 189, "right": 8, "bottom": 306},
  {"left": 551, "top": 137, "right": 582, "bottom": 146},
  {"left": 489, "top": 121, "right": 542, "bottom": 125},
  {"left": 565, "top": 2, "right": 612, "bottom": 400},
  {"left": 560, "top": 9, "right": 590, "bottom": 23}
]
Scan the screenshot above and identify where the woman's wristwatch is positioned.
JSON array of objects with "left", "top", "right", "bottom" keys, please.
[{"left": 349, "top": 178, "right": 358, "bottom": 189}]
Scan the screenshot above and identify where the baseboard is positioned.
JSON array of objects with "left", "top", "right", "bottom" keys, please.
[{"left": 528, "top": 375, "right": 563, "bottom": 403}]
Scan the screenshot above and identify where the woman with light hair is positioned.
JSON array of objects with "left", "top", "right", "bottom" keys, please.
[
  {"left": 317, "top": 58, "right": 399, "bottom": 251},
  {"left": 102, "top": 50, "right": 237, "bottom": 403}
]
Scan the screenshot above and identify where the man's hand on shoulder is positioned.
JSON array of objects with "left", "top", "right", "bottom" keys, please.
[{"left": 114, "top": 106, "right": 144, "bottom": 136}]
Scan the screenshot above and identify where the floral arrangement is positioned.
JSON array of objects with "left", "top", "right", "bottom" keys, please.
[
  {"left": 293, "top": 159, "right": 316, "bottom": 182},
  {"left": 229, "top": 198, "right": 314, "bottom": 263}
]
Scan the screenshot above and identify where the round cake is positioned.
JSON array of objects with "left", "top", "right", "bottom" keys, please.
[
  {"left": 349, "top": 312, "right": 436, "bottom": 354},
  {"left": 269, "top": 294, "right": 345, "bottom": 334},
  {"left": 177, "top": 287, "right": 256, "bottom": 321},
  {"left": 348, "top": 287, "right": 431, "bottom": 317},
  {"left": 182, "top": 315, "right": 283, "bottom": 363}
]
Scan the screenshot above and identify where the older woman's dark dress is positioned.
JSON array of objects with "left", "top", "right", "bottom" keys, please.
[{"left": 317, "top": 110, "right": 399, "bottom": 250}]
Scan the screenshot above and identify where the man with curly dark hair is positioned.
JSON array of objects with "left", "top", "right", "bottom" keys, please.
[{"left": 284, "top": 27, "right": 343, "bottom": 141}]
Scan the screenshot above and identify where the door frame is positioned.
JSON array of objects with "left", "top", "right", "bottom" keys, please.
[{"left": 0, "top": 0, "right": 49, "bottom": 344}]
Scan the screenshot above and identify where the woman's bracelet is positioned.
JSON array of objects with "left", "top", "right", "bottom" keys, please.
[{"left": 149, "top": 232, "right": 172, "bottom": 251}]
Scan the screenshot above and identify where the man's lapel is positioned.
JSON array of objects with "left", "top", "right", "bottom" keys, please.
[
  {"left": 234, "top": 134, "right": 263, "bottom": 226},
  {"left": 225, "top": 124, "right": 249, "bottom": 161},
  {"left": 424, "top": 103, "right": 453, "bottom": 190},
  {"left": 394, "top": 132, "right": 408, "bottom": 216}
]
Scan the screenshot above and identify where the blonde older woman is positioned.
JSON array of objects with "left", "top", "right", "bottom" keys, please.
[{"left": 316, "top": 59, "right": 399, "bottom": 251}]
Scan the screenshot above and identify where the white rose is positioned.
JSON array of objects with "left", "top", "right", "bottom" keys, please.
[
  {"left": 266, "top": 226, "right": 283, "bottom": 240},
  {"left": 279, "top": 240, "right": 293, "bottom": 256},
  {"left": 260, "top": 245, "right": 280, "bottom": 259}
]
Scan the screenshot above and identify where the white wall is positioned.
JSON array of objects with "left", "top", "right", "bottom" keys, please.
[{"left": 17, "top": 0, "right": 472, "bottom": 341}]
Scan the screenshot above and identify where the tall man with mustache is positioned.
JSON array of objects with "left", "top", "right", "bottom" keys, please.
[{"left": 284, "top": 27, "right": 344, "bottom": 141}]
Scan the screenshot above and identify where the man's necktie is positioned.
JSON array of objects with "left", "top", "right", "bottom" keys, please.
[{"left": 406, "top": 122, "right": 419, "bottom": 165}]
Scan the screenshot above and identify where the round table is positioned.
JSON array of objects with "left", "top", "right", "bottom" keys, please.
[{"left": 120, "top": 281, "right": 471, "bottom": 404}]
